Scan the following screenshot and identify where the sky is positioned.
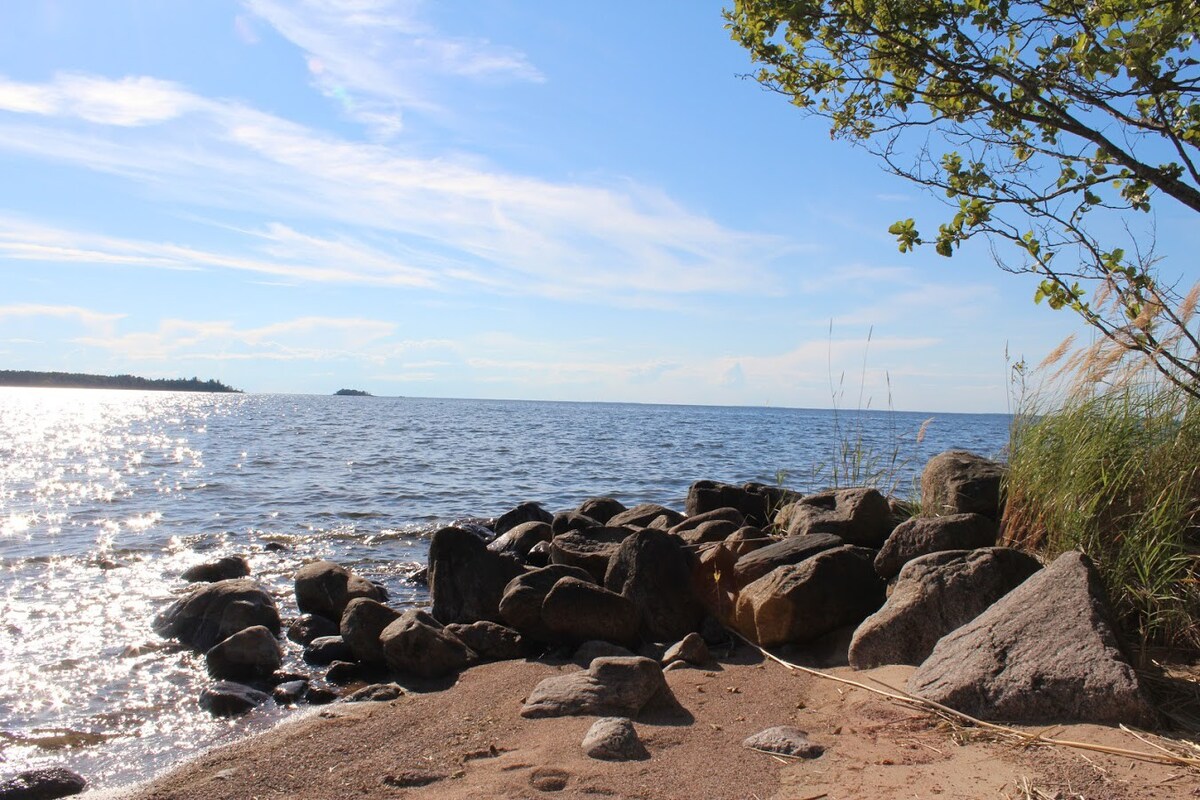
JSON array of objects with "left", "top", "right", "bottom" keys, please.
[{"left": 1, "top": 1, "right": 1189, "bottom": 413}]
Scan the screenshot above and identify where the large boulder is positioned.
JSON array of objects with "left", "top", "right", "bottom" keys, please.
[
  {"left": 205, "top": 625, "right": 282, "bottom": 680},
  {"left": 874, "top": 513, "right": 999, "bottom": 579},
  {"left": 909, "top": 551, "right": 1156, "bottom": 726},
  {"left": 724, "top": 526, "right": 770, "bottom": 557},
  {"left": 577, "top": 497, "right": 627, "bottom": 524},
  {"left": 669, "top": 507, "right": 744, "bottom": 534},
  {"left": 552, "top": 511, "right": 601, "bottom": 536},
  {"left": 542, "top": 578, "right": 639, "bottom": 646},
  {"left": 286, "top": 613, "right": 339, "bottom": 645},
  {"left": 153, "top": 578, "right": 280, "bottom": 651},
  {"left": 294, "top": 561, "right": 386, "bottom": 622},
  {"left": 921, "top": 450, "right": 1005, "bottom": 520},
  {"left": 494, "top": 501, "right": 554, "bottom": 536},
  {"left": 380, "top": 609, "right": 475, "bottom": 679},
  {"left": 181, "top": 555, "right": 250, "bottom": 583},
  {"left": 443, "top": 620, "right": 525, "bottom": 662},
  {"left": 605, "top": 528, "right": 704, "bottom": 642},
  {"left": 549, "top": 527, "right": 634, "bottom": 582},
  {"left": 848, "top": 548, "right": 1042, "bottom": 669},
  {"left": 732, "top": 532, "right": 844, "bottom": 587},
  {"left": 685, "top": 480, "right": 799, "bottom": 528},
  {"left": 429, "top": 527, "right": 524, "bottom": 624},
  {"left": 673, "top": 519, "right": 741, "bottom": 547},
  {"left": 498, "top": 564, "right": 595, "bottom": 640},
  {"left": 734, "top": 546, "right": 885, "bottom": 647},
  {"left": 607, "top": 503, "right": 685, "bottom": 529},
  {"left": 340, "top": 597, "right": 401, "bottom": 665},
  {"left": 487, "top": 521, "right": 553, "bottom": 558},
  {"left": 302, "top": 635, "right": 355, "bottom": 666},
  {"left": 692, "top": 543, "right": 739, "bottom": 623},
  {"left": 520, "top": 656, "right": 667, "bottom": 718},
  {"left": 776, "top": 487, "right": 893, "bottom": 547}
]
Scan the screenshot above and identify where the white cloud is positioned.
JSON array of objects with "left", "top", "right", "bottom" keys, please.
[
  {"left": 0, "top": 74, "right": 199, "bottom": 126},
  {"left": 0, "top": 303, "right": 126, "bottom": 327}
]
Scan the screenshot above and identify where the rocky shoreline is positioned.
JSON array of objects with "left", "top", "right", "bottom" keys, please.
[{"left": 5, "top": 449, "right": 1182, "bottom": 799}]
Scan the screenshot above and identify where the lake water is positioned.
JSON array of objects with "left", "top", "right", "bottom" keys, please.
[{"left": 0, "top": 388, "right": 1011, "bottom": 790}]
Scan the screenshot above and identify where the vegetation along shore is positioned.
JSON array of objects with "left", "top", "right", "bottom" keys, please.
[{"left": 0, "top": 370, "right": 241, "bottom": 393}]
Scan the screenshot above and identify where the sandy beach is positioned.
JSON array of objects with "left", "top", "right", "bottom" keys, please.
[{"left": 108, "top": 644, "right": 1199, "bottom": 800}]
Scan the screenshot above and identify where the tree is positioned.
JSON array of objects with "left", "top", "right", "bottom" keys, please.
[{"left": 727, "top": 0, "right": 1200, "bottom": 395}]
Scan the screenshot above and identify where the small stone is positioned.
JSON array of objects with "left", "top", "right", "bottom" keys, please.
[
  {"left": 304, "top": 680, "right": 339, "bottom": 705},
  {"left": 343, "top": 682, "right": 406, "bottom": 702},
  {"left": 743, "top": 726, "right": 824, "bottom": 758},
  {"left": 325, "top": 660, "right": 363, "bottom": 685},
  {"left": 303, "top": 635, "right": 355, "bottom": 665},
  {"left": 661, "top": 632, "right": 709, "bottom": 666},
  {"left": 181, "top": 555, "right": 250, "bottom": 583},
  {"left": 0, "top": 768, "right": 87, "bottom": 799},
  {"left": 382, "top": 771, "right": 445, "bottom": 788},
  {"left": 286, "top": 613, "right": 339, "bottom": 645},
  {"left": 272, "top": 680, "right": 308, "bottom": 705},
  {"left": 199, "top": 681, "right": 270, "bottom": 717},
  {"left": 582, "top": 717, "right": 648, "bottom": 761}
]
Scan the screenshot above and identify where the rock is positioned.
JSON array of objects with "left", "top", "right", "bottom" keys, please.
[
  {"left": 607, "top": 503, "right": 685, "bottom": 529},
  {"left": 199, "top": 681, "right": 270, "bottom": 717},
  {"left": 303, "top": 635, "right": 355, "bottom": 666},
  {"left": 577, "top": 497, "right": 627, "bottom": 524},
  {"left": 732, "top": 532, "right": 844, "bottom": 587},
  {"left": 343, "top": 682, "right": 406, "bottom": 702},
  {"left": 525, "top": 540, "right": 551, "bottom": 567},
  {"left": 669, "top": 506, "right": 744, "bottom": 535},
  {"left": 0, "top": 768, "right": 86, "bottom": 800},
  {"left": 735, "top": 545, "right": 885, "bottom": 647},
  {"left": 429, "top": 526, "right": 524, "bottom": 624},
  {"left": 153, "top": 578, "right": 281, "bottom": 651},
  {"left": 549, "top": 527, "right": 634, "bottom": 582},
  {"left": 776, "top": 487, "right": 893, "bottom": 547},
  {"left": 520, "top": 656, "right": 668, "bottom": 718},
  {"left": 499, "top": 564, "right": 594, "bottom": 639},
  {"left": 339, "top": 598, "right": 401, "bottom": 665},
  {"left": 542, "top": 578, "right": 639, "bottom": 645},
  {"left": 272, "top": 679, "right": 308, "bottom": 705},
  {"left": 206, "top": 625, "right": 282, "bottom": 680},
  {"left": 444, "top": 621, "right": 525, "bottom": 661},
  {"left": 700, "top": 615, "right": 735, "bottom": 648},
  {"left": 743, "top": 726, "right": 824, "bottom": 758},
  {"left": 488, "top": 521, "right": 553, "bottom": 558},
  {"left": 286, "top": 613, "right": 339, "bottom": 645},
  {"left": 605, "top": 528, "right": 704, "bottom": 642},
  {"left": 582, "top": 717, "right": 648, "bottom": 761},
  {"left": 551, "top": 511, "right": 601, "bottom": 536},
  {"left": 662, "top": 632, "right": 709, "bottom": 666},
  {"left": 921, "top": 450, "right": 1005, "bottom": 520},
  {"left": 909, "top": 551, "right": 1156, "bottom": 725},
  {"left": 849, "top": 548, "right": 1042, "bottom": 669},
  {"left": 686, "top": 480, "right": 799, "bottom": 528},
  {"left": 325, "top": 660, "right": 364, "bottom": 684},
  {"left": 674, "top": 519, "right": 741, "bottom": 547},
  {"left": 495, "top": 502, "right": 554, "bottom": 536},
  {"left": 574, "top": 640, "right": 636, "bottom": 666},
  {"left": 181, "top": 555, "right": 250, "bottom": 583},
  {"left": 304, "top": 680, "right": 339, "bottom": 704},
  {"left": 294, "top": 561, "right": 386, "bottom": 622},
  {"left": 692, "top": 543, "right": 739, "bottom": 623},
  {"left": 380, "top": 609, "right": 475, "bottom": 679},
  {"left": 725, "top": 526, "right": 770, "bottom": 557},
  {"left": 528, "top": 768, "right": 570, "bottom": 792},
  {"left": 874, "top": 513, "right": 999, "bottom": 579}
]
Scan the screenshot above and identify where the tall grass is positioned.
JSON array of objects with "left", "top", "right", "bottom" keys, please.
[{"left": 1004, "top": 379, "right": 1200, "bottom": 657}]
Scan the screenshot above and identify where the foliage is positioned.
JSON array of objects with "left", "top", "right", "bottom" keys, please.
[
  {"left": 1004, "top": 372, "right": 1200, "bottom": 657},
  {"left": 727, "top": 0, "right": 1200, "bottom": 396},
  {"left": 0, "top": 370, "right": 241, "bottom": 393}
]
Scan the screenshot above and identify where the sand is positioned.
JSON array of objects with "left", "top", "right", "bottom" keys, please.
[{"left": 112, "top": 645, "right": 1200, "bottom": 800}]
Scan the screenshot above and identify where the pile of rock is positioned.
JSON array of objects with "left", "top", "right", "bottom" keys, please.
[{"left": 150, "top": 449, "right": 1157, "bottom": 739}]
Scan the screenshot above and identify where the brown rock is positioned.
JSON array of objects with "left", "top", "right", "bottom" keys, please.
[
  {"left": 874, "top": 513, "right": 999, "bottom": 579},
  {"left": 520, "top": 656, "right": 667, "bottom": 718},
  {"left": 921, "top": 450, "right": 1005, "bottom": 520},
  {"left": 542, "top": 577, "right": 639, "bottom": 645}
]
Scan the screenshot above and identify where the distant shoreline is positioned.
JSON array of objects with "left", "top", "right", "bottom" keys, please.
[{"left": 0, "top": 370, "right": 241, "bottom": 393}]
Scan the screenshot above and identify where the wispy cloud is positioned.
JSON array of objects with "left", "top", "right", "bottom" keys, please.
[
  {"left": 243, "top": 0, "right": 543, "bottom": 135},
  {"left": 0, "top": 303, "right": 126, "bottom": 327},
  {"left": 0, "top": 74, "right": 199, "bottom": 126}
]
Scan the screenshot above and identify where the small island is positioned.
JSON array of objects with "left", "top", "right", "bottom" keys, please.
[
  {"left": 334, "top": 388, "right": 372, "bottom": 396},
  {"left": 0, "top": 370, "right": 241, "bottom": 393}
]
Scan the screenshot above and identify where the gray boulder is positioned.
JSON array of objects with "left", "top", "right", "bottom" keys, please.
[
  {"left": 199, "top": 681, "right": 270, "bottom": 717},
  {"left": 0, "top": 768, "right": 86, "bottom": 800},
  {"left": 286, "top": 613, "right": 339, "bottom": 645},
  {"left": 443, "top": 620, "right": 524, "bottom": 662},
  {"left": 542, "top": 578, "right": 639, "bottom": 646},
  {"left": 380, "top": 609, "right": 475, "bottom": 679},
  {"left": 874, "top": 513, "right": 999, "bottom": 579},
  {"left": 582, "top": 717, "right": 648, "bottom": 761},
  {"left": 849, "top": 548, "right": 1042, "bottom": 669},
  {"left": 921, "top": 450, "right": 1005, "bottom": 520},
  {"left": 429, "top": 526, "right": 524, "bottom": 624},
  {"left": 181, "top": 555, "right": 249, "bottom": 583},
  {"left": 662, "top": 632, "right": 709, "bottom": 667},
  {"left": 577, "top": 497, "right": 627, "bottom": 524},
  {"left": 205, "top": 625, "right": 282, "bottom": 680},
  {"left": 909, "top": 551, "right": 1156, "bottom": 726},
  {"left": 302, "top": 635, "right": 354, "bottom": 666},
  {"left": 743, "top": 726, "right": 824, "bottom": 758},
  {"left": 551, "top": 511, "right": 601, "bottom": 536},
  {"left": 340, "top": 597, "right": 401, "bottom": 665},
  {"left": 487, "top": 521, "right": 553, "bottom": 558},
  {"left": 732, "top": 532, "right": 844, "bottom": 587},
  {"left": 294, "top": 561, "right": 386, "bottom": 622},
  {"left": 549, "top": 527, "right": 634, "bottom": 582},
  {"left": 153, "top": 578, "right": 280, "bottom": 651},
  {"left": 734, "top": 545, "right": 885, "bottom": 647},
  {"left": 494, "top": 501, "right": 554, "bottom": 536},
  {"left": 776, "top": 487, "right": 893, "bottom": 547},
  {"left": 499, "top": 564, "right": 594, "bottom": 640},
  {"left": 605, "top": 528, "right": 704, "bottom": 642},
  {"left": 685, "top": 480, "right": 798, "bottom": 528},
  {"left": 520, "top": 656, "right": 667, "bottom": 718},
  {"left": 607, "top": 503, "right": 685, "bottom": 529}
]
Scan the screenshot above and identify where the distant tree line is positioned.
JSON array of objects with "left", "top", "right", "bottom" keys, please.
[{"left": 0, "top": 370, "right": 242, "bottom": 393}]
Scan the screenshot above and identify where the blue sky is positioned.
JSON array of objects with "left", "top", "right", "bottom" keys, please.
[{"left": 0, "top": 0, "right": 1177, "bottom": 412}]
